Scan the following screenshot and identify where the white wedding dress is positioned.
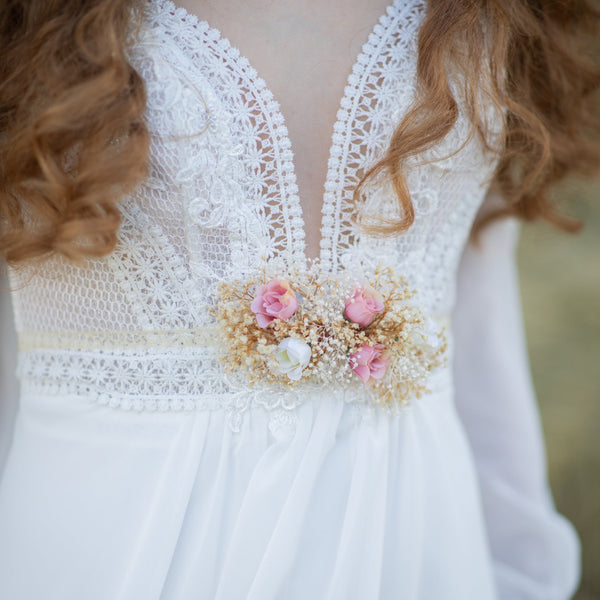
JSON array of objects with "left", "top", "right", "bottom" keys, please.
[{"left": 0, "top": 1, "right": 580, "bottom": 598}]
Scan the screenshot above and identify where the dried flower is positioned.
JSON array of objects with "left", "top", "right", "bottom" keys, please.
[
  {"left": 251, "top": 278, "right": 298, "bottom": 328},
  {"left": 271, "top": 337, "right": 312, "bottom": 381},
  {"left": 349, "top": 344, "right": 391, "bottom": 384},
  {"left": 344, "top": 282, "right": 384, "bottom": 327},
  {"left": 214, "top": 262, "right": 447, "bottom": 406},
  {"left": 408, "top": 316, "right": 441, "bottom": 348}
]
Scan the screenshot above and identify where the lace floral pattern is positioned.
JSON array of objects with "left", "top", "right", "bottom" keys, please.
[{"left": 17, "top": 339, "right": 452, "bottom": 432}]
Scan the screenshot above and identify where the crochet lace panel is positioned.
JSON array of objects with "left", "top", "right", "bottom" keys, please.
[{"left": 10, "top": 0, "right": 501, "bottom": 421}]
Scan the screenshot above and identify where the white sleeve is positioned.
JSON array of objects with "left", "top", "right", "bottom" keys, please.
[
  {"left": 0, "top": 271, "right": 19, "bottom": 477},
  {"left": 451, "top": 196, "right": 580, "bottom": 600}
]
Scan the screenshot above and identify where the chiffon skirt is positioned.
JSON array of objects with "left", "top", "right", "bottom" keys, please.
[{"left": 0, "top": 373, "right": 498, "bottom": 599}]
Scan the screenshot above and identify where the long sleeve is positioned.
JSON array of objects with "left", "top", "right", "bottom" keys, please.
[
  {"left": 452, "top": 198, "right": 580, "bottom": 600},
  {"left": 0, "top": 271, "right": 18, "bottom": 477}
]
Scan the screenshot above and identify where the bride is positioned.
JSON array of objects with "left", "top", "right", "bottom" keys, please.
[{"left": 1, "top": 1, "right": 598, "bottom": 598}]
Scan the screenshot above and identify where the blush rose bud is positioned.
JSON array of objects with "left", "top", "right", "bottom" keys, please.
[
  {"left": 344, "top": 283, "right": 384, "bottom": 327},
  {"left": 349, "top": 344, "right": 391, "bottom": 384},
  {"left": 251, "top": 278, "right": 298, "bottom": 328}
]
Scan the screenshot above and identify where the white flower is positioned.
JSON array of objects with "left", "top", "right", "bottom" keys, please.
[
  {"left": 408, "top": 317, "right": 441, "bottom": 349},
  {"left": 422, "top": 317, "right": 441, "bottom": 348},
  {"left": 271, "top": 338, "right": 312, "bottom": 381}
]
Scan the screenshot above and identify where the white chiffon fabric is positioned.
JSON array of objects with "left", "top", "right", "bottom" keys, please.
[
  {"left": 0, "top": 272, "right": 18, "bottom": 472},
  {"left": 0, "top": 0, "right": 579, "bottom": 598}
]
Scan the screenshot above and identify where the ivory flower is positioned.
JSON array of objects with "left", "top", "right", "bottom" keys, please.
[
  {"left": 251, "top": 278, "right": 298, "bottom": 328},
  {"left": 271, "top": 338, "right": 312, "bottom": 381},
  {"left": 409, "top": 317, "right": 441, "bottom": 348},
  {"left": 344, "top": 283, "right": 384, "bottom": 327},
  {"left": 349, "top": 344, "right": 391, "bottom": 384},
  {"left": 422, "top": 317, "right": 441, "bottom": 348}
]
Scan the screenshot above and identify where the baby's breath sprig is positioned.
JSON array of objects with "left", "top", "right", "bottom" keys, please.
[{"left": 213, "top": 264, "right": 446, "bottom": 406}]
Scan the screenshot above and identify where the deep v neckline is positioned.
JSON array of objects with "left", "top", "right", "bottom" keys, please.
[{"left": 154, "top": 0, "right": 413, "bottom": 271}]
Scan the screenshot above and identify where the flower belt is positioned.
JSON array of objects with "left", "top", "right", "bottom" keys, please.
[{"left": 214, "top": 263, "right": 447, "bottom": 407}]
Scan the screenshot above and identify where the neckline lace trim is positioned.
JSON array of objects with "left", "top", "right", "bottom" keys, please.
[{"left": 152, "top": 0, "right": 421, "bottom": 272}]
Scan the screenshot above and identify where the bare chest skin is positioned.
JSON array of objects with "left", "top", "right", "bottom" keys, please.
[{"left": 173, "top": 0, "right": 393, "bottom": 259}]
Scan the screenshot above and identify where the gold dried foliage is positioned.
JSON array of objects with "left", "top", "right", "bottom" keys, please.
[{"left": 213, "top": 264, "right": 447, "bottom": 407}]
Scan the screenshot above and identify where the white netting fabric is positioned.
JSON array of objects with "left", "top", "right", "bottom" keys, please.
[{"left": 9, "top": 0, "right": 501, "bottom": 422}]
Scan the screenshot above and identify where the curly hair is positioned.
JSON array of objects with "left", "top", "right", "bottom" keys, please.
[
  {"left": 1, "top": 0, "right": 599, "bottom": 263},
  {"left": 0, "top": 0, "right": 149, "bottom": 262}
]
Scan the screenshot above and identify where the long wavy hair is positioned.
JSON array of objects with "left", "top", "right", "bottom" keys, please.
[{"left": 1, "top": 0, "right": 599, "bottom": 263}]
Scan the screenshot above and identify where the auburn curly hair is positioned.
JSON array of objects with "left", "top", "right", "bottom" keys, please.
[{"left": 1, "top": 0, "right": 599, "bottom": 263}]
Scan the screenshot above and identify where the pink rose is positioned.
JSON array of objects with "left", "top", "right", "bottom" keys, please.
[
  {"left": 349, "top": 344, "right": 391, "bottom": 384},
  {"left": 344, "top": 283, "right": 384, "bottom": 327},
  {"left": 251, "top": 278, "right": 298, "bottom": 328}
]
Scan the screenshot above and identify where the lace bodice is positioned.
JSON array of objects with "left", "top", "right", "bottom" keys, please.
[{"left": 9, "top": 0, "right": 502, "bottom": 421}]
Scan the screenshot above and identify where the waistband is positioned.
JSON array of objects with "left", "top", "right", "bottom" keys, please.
[
  {"left": 18, "top": 329, "right": 219, "bottom": 352},
  {"left": 17, "top": 317, "right": 452, "bottom": 415}
]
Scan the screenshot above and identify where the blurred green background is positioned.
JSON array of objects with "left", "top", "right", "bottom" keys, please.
[{"left": 518, "top": 179, "right": 600, "bottom": 600}]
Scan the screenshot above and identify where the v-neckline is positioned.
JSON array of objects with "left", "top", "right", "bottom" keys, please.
[{"left": 154, "top": 0, "right": 411, "bottom": 271}]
